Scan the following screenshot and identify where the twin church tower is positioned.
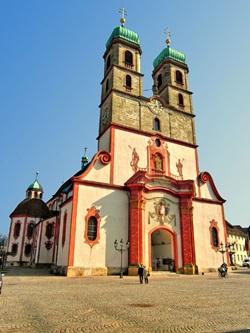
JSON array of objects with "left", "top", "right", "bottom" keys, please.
[{"left": 7, "top": 10, "right": 227, "bottom": 276}]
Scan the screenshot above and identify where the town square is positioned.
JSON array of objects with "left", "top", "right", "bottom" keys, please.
[{"left": 0, "top": 267, "right": 249, "bottom": 333}]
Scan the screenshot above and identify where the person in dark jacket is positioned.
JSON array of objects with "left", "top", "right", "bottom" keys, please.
[{"left": 138, "top": 264, "right": 144, "bottom": 284}]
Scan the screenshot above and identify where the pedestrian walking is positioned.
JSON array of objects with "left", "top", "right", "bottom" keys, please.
[
  {"left": 143, "top": 266, "right": 150, "bottom": 284},
  {"left": 138, "top": 263, "right": 144, "bottom": 284},
  {"left": 0, "top": 272, "right": 3, "bottom": 295}
]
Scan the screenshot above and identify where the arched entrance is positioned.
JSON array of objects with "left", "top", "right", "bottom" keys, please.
[{"left": 151, "top": 228, "right": 175, "bottom": 271}]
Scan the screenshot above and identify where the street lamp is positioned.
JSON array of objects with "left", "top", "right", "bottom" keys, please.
[
  {"left": 218, "top": 241, "right": 228, "bottom": 264},
  {"left": 114, "top": 239, "right": 130, "bottom": 278}
]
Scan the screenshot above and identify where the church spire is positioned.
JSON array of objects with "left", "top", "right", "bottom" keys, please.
[
  {"left": 164, "top": 27, "right": 171, "bottom": 47},
  {"left": 119, "top": 7, "right": 127, "bottom": 27},
  {"left": 81, "top": 148, "right": 88, "bottom": 169}
]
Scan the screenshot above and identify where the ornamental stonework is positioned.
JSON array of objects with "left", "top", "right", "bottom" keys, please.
[{"left": 148, "top": 199, "right": 175, "bottom": 226}]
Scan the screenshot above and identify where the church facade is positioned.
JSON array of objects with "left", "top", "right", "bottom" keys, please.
[{"left": 7, "top": 15, "right": 228, "bottom": 276}]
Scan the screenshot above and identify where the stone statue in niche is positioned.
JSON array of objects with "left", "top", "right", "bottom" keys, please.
[
  {"left": 176, "top": 158, "right": 184, "bottom": 179},
  {"left": 129, "top": 146, "right": 139, "bottom": 173},
  {"left": 148, "top": 199, "right": 176, "bottom": 226},
  {"left": 154, "top": 154, "right": 163, "bottom": 171}
]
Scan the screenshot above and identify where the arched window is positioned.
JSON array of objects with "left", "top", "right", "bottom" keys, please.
[
  {"left": 27, "top": 191, "right": 31, "bottom": 198},
  {"left": 209, "top": 219, "right": 220, "bottom": 251},
  {"left": 24, "top": 243, "right": 32, "bottom": 256},
  {"left": 126, "top": 75, "right": 132, "bottom": 88},
  {"left": 87, "top": 216, "right": 97, "bottom": 241},
  {"left": 154, "top": 118, "right": 160, "bottom": 131},
  {"left": 45, "top": 223, "right": 54, "bottom": 239},
  {"left": 106, "top": 79, "right": 109, "bottom": 92},
  {"left": 11, "top": 243, "right": 18, "bottom": 256},
  {"left": 84, "top": 206, "right": 101, "bottom": 248},
  {"left": 35, "top": 191, "right": 38, "bottom": 198},
  {"left": 27, "top": 223, "right": 34, "bottom": 239},
  {"left": 125, "top": 50, "right": 133, "bottom": 66},
  {"left": 62, "top": 211, "right": 67, "bottom": 247},
  {"left": 157, "top": 74, "right": 162, "bottom": 87},
  {"left": 178, "top": 93, "right": 184, "bottom": 106},
  {"left": 212, "top": 227, "right": 218, "bottom": 247},
  {"left": 106, "top": 55, "right": 111, "bottom": 70},
  {"left": 14, "top": 222, "right": 21, "bottom": 239},
  {"left": 176, "top": 70, "right": 183, "bottom": 84}
]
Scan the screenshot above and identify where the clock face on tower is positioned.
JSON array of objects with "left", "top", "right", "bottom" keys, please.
[
  {"left": 149, "top": 99, "right": 163, "bottom": 115},
  {"left": 102, "top": 108, "right": 109, "bottom": 125}
]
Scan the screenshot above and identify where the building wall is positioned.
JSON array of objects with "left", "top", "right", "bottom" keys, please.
[
  {"left": 73, "top": 184, "right": 129, "bottom": 272},
  {"left": 193, "top": 200, "right": 226, "bottom": 271}
]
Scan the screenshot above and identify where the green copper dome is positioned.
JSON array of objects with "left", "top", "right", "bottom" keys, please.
[
  {"left": 27, "top": 179, "right": 43, "bottom": 192},
  {"left": 153, "top": 46, "right": 186, "bottom": 69},
  {"left": 106, "top": 26, "right": 140, "bottom": 49}
]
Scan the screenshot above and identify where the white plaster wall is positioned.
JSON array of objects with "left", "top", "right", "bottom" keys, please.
[
  {"left": 73, "top": 184, "right": 129, "bottom": 269},
  {"left": 57, "top": 201, "right": 72, "bottom": 266},
  {"left": 98, "top": 128, "right": 110, "bottom": 152},
  {"left": 83, "top": 157, "right": 111, "bottom": 183},
  {"left": 167, "top": 142, "right": 198, "bottom": 180},
  {"left": 38, "top": 217, "right": 56, "bottom": 264},
  {"left": 144, "top": 192, "right": 182, "bottom": 267},
  {"left": 199, "top": 181, "right": 218, "bottom": 201},
  {"left": 113, "top": 128, "right": 199, "bottom": 187},
  {"left": 113, "top": 129, "right": 149, "bottom": 185},
  {"left": 193, "top": 200, "right": 225, "bottom": 270},
  {"left": 7, "top": 217, "right": 25, "bottom": 263}
]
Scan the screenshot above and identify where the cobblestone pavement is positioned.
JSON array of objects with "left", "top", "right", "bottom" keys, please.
[{"left": 0, "top": 267, "right": 249, "bottom": 333}]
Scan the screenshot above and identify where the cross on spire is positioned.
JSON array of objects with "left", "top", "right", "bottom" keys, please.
[
  {"left": 164, "top": 27, "right": 171, "bottom": 46},
  {"left": 119, "top": 7, "right": 127, "bottom": 27}
]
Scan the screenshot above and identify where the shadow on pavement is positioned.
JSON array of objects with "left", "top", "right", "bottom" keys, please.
[{"left": 1, "top": 266, "right": 51, "bottom": 276}]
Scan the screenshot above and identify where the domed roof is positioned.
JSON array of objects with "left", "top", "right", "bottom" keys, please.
[
  {"left": 106, "top": 26, "right": 140, "bottom": 49},
  {"left": 27, "top": 179, "right": 43, "bottom": 192},
  {"left": 153, "top": 46, "right": 186, "bottom": 69},
  {"left": 10, "top": 198, "right": 51, "bottom": 218}
]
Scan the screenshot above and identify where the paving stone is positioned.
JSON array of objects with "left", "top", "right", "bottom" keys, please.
[{"left": 0, "top": 267, "right": 249, "bottom": 333}]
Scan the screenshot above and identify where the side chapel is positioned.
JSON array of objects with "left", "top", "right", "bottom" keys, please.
[{"left": 7, "top": 11, "right": 228, "bottom": 276}]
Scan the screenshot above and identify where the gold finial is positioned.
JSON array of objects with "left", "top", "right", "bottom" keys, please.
[
  {"left": 119, "top": 7, "right": 127, "bottom": 27},
  {"left": 36, "top": 170, "right": 39, "bottom": 179},
  {"left": 164, "top": 27, "right": 171, "bottom": 46}
]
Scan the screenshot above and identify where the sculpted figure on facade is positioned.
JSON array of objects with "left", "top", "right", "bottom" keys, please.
[
  {"left": 176, "top": 158, "right": 184, "bottom": 179},
  {"left": 149, "top": 199, "right": 175, "bottom": 225},
  {"left": 129, "top": 146, "right": 140, "bottom": 172}
]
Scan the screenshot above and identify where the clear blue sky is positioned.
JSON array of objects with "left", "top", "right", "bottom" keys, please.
[{"left": 1, "top": 1, "right": 250, "bottom": 235}]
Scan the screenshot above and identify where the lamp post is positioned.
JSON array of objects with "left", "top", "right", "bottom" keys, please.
[
  {"left": 218, "top": 241, "right": 228, "bottom": 264},
  {"left": 114, "top": 239, "right": 129, "bottom": 278}
]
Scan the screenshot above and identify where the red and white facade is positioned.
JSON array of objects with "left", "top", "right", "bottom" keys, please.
[{"left": 7, "top": 20, "right": 228, "bottom": 276}]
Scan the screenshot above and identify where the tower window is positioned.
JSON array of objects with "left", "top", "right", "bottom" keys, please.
[
  {"left": 157, "top": 74, "right": 162, "bottom": 87},
  {"left": 176, "top": 70, "right": 183, "bottom": 84},
  {"left": 125, "top": 50, "right": 133, "bottom": 67},
  {"left": 126, "top": 75, "right": 132, "bottom": 88},
  {"left": 178, "top": 93, "right": 184, "bottom": 106},
  {"left": 106, "top": 55, "right": 111, "bottom": 71},
  {"left": 154, "top": 118, "right": 160, "bottom": 131},
  {"left": 87, "top": 216, "right": 97, "bottom": 241},
  {"left": 106, "top": 79, "right": 109, "bottom": 92}
]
